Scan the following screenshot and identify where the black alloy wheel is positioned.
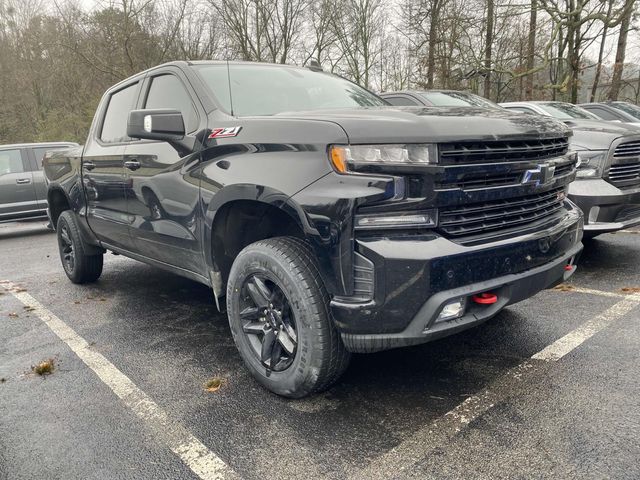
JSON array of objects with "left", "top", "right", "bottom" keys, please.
[
  {"left": 59, "top": 223, "right": 76, "bottom": 275},
  {"left": 240, "top": 275, "right": 298, "bottom": 372}
]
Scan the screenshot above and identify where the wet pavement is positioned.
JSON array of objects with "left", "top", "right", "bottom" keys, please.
[{"left": 1, "top": 219, "right": 639, "bottom": 479}]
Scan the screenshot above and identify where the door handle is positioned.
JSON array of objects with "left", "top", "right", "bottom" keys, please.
[
  {"left": 124, "top": 160, "right": 141, "bottom": 171},
  {"left": 83, "top": 161, "right": 96, "bottom": 171},
  {"left": 16, "top": 178, "right": 31, "bottom": 184}
]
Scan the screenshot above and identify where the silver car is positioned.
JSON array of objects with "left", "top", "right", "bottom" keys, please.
[{"left": 0, "top": 142, "right": 77, "bottom": 223}]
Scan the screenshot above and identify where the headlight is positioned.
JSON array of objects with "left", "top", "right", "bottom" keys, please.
[
  {"left": 574, "top": 150, "right": 608, "bottom": 178},
  {"left": 329, "top": 144, "right": 435, "bottom": 173}
]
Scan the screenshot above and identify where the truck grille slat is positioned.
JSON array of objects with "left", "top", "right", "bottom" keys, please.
[
  {"left": 613, "top": 141, "right": 640, "bottom": 158},
  {"left": 439, "top": 138, "right": 569, "bottom": 164},
  {"left": 607, "top": 159, "right": 640, "bottom": 187},
  {"left": 439, "top": 187, "right": 565, "bottom": 237}
]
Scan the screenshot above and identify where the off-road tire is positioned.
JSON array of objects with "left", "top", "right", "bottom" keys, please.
[
  {"left": 57, "top": 210, "right": 103, "bottom": 284},
  {"left": 227, "top": 236, "right": 350, "bottom": 398}
]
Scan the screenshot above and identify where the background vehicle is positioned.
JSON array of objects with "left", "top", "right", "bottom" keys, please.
[
  {"left": 381, "top": 90, "right": 501, "bottom": 109},
  {"left": 499, "top": 101, "right": 605, "bottom": 121},
  {"left": 580, "top": 102, "right": 640, "bottom": 126},
  {"left": 0, "top": 142, "right": 77, "bottom": 223},
  {"left": 500, "top": 101, "right": 640, "bottom": 237},
  {"left": 44, "top": 62, "right": 583, "bottom": 397}
]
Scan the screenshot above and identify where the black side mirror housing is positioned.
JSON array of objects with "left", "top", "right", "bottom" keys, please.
[{"left": 127, "top": 109, "right": 197, "bottom": 155}]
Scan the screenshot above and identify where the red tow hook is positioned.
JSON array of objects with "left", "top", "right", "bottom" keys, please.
[
  {"left": 564, "top": 264, "right": 574, "bottom": 271},
  {"left": 472, "top": 292, "right": 498, "bottom": 305}
]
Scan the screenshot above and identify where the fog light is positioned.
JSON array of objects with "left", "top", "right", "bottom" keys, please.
[
  {"left": 588, "top": 206, "right": 600, "bottom": 223},
  {"left": 436, "top": 298, "right": 466, "bottom": 323}
]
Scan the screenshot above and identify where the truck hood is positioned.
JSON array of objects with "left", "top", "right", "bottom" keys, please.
[
  {"left": 559, "top": 119, "right": 640, "bottom": 150},
  {"left": 272, "top": 106, "right": 571, "bottom": 144}
]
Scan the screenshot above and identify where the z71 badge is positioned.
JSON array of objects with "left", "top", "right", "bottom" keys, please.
[{"left": 208, "top": 126, "right": 242, "bottom": 139}]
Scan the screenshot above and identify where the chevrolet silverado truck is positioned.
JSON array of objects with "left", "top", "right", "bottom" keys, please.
[{"left": 44, "top": 61, "right": 583, "bottom": 397}]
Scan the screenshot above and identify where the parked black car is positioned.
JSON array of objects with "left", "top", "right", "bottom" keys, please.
[
  {"left": 44, "top": 62, "right": 582, "bottom": 397},
  {"left": 0, "top": 142, "right": 77, "bottom": 223},
  {"left": 580, "top": 102, "right": 640, "bottom": 126}
]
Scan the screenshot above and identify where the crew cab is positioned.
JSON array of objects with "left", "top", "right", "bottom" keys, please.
[
  {"left": 44, "top": 61, "right": 583, "bottom": 397},
  {"left": 0, "top": 142, "right": 77, "bottom": 223}
]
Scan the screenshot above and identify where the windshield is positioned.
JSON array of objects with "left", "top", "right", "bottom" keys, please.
[
  {"left": 419, "top": 91, "right": 500, "bottom": 109},
  {"left": 540, "top": 102, "right": 599, "bottom": 120},
  {"left": 611, "top": 102, "right": 640, "bottom": 120},
  {"left": 194, "top": 64, "right": 386, "bottom": 116}
]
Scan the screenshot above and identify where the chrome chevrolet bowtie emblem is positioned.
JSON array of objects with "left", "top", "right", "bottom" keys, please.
[{"left": 522, "top": 163, "right": 556, "bottom": 186}]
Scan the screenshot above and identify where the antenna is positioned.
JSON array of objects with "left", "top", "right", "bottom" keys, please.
[{"left": 226, "top": 59, "right": 235, "bottom": 116}]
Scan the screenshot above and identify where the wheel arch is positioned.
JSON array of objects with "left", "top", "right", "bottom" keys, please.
[{"left": 204, "top": 184, "right": 337, "bottom": 302}]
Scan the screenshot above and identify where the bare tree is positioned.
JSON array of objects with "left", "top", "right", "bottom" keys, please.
[{"left": 609, "top": 0, "right": 636, "bottom": 100}]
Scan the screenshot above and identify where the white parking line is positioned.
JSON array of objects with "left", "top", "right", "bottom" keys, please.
[
  {"left": 561, "top": 286, "right": 627, "bottom": 299},
  {"left": 353, "top": 291, "right": 640, "bottom": 479},
  {"left": 1, "top": 282, "right": 237, "bottom": 480},
  {"left": 532, "top": 295, "right": 640, "bottom": 361}
]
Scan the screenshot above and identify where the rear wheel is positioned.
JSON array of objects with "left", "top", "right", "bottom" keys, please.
[
  {"left": 57, "top": 211, "right": 103, "bottom": 284},
  {"left": 226, "top": 237, "right": 350, "bottom": 398}
]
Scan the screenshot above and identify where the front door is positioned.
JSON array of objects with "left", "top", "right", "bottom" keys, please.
[
  {"left": 83, "top": 81, "right": 141, "bottom": 250},
  {"left": 0, "top": 148, "right": 38, "bottom": 220},
  {"left": 125, "top": 70, "right": 206, "bottom": 275}
]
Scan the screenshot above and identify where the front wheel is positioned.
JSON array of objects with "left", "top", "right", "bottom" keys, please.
[
  {"left": 226, "top": 237, "right": 350, "bottom": 398},
  {"left": 57, "top": 210, "right": 103, "bottom": 284}
]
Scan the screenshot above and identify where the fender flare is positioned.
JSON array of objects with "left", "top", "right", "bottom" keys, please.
[{"left": 202, "top": 184, "right": 339, "bottom": 296}]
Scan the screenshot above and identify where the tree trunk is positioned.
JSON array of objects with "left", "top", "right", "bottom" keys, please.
[
  {"left": 590, "top": 2, "right": 612, "bottom": 103},
  {"left": 609, "top": 0, "right": 635, "bottom": 100},
  {"left": 426, "top": 0, "right": 441, "bottom": 88},
  {"left": 525, "top": 0, "right": 537, "bottom": 100},
  {"left": 483, "top": 0, "right": 494, "bottom": 99}
]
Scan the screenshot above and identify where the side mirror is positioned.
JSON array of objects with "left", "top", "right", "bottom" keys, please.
[
  {"left": 127, "top": 109, "right": 185, "bottom": 141},
  {"left": 127, "top": 109, "right": 197, "bottom": 156}
]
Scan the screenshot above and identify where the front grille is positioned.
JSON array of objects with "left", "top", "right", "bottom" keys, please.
[
  {"left": 614, "top": 141, "right": 640, "bottom": 158},
  {"left": 439, "top": 137, "right": 569, "bottom": 164},
  {"left": 439, "top": 187, "right": 565, "bottom": 238},
  {"left": 436, "top": 158, "right": 576, "bottom": 190},
  {"left": 608, "top": 162, "right": 640, "bottom": 186}
]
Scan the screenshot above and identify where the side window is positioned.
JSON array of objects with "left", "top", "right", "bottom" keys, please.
[
  {"left": 385, "top": 96, "right": 420, "bottom": 106},
  {"left": 506, "top": 106, "right": 537, "bottom": 114},
  {"left": 0, "top": 149, "right": 25, "bottom": 175},
  {"left": 32, "top": 146, "right": 70, "bottom": 170},
  {"left": 590, "top": 108, "right": 619, "bottom": 121},
  {"left": 100, "top": 83, "right": 139, "bottom": 143},
  {"left": 144, "top": 75, "right": 198, "bottom": 133}
]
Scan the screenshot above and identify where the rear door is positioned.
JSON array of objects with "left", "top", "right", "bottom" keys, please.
[
  {"left": 83, "top": 81, "right": 141, "bottom": 250},
  {"left": 124, "top": 68, "right": 206, "bottom": 274},
  {"left": 0, "top": 148, "right": 39, "bottom": 220}
]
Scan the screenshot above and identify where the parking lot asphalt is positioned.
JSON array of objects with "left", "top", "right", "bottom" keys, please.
[{"left": 1, "top": 220, "right": 639, "bottom": 480}]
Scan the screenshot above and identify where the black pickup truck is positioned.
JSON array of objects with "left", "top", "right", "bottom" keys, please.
[{"left": 44, "top": 61, "right": 583, "bottom": 397}]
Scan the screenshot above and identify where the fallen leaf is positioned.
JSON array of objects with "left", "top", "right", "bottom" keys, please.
[
  {"left": 8, "top": 312, "right": 18, "bottom": 318},
  {"left": 553, "top": 284, "right": 576, "bottom": 292},
  {"left": 204, "top": 377, "right": 224, "bottom": 392},
  {"left": 620, "top": 287, "right": 640, "bottom": 294},
  {"left": 32, "top": 358, "right": 55, "bottom": 376}
]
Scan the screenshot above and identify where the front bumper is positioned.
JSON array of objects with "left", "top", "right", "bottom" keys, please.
[
  {"left": 331, "top": 205, "right": 583, "bottom": 353},
  {"left": 569, "top": 179, "right": 640, "bottom": 233}
]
